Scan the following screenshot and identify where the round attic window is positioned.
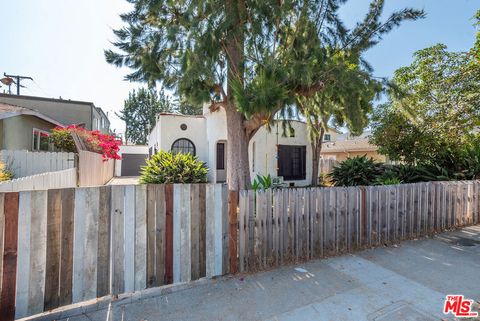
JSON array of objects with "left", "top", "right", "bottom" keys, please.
[{"left": 180, "top": 123, "right": 187, "bottom": 131}]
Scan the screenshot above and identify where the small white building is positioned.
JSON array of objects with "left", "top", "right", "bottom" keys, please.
[{"left": 147, "top": 105, "right": 353, "bottom": 187}]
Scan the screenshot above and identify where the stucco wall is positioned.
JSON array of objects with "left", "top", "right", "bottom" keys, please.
[
  {"left": 1, "top": 115, "right": 57, "bottom": 150},
  {"left": 249, "top": 121, "right": 313, "bottom": 186},
  {"left": 205, "top": 109, "right": 228, "bottom": 182},
  {"left": 157, "top": 115, "right": 208, "bottom": 163},
  {"left": 146, "top": 110, "right": 381, "bottom": 187}
]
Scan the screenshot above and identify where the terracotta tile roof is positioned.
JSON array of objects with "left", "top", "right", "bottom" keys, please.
[{"left": 321, "top": 138, "right": 377, "bottom": 153}]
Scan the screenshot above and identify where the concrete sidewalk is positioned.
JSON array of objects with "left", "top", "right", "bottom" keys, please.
[{"left": 28, "top": 226, "right": 480, "bottom": 321}]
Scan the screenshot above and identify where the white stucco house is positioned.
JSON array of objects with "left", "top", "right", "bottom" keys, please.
[{"left": 148, "top": 105, "right": 382, "bottom": 187}]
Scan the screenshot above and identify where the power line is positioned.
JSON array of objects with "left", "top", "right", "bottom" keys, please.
[{"left": 2, "top": 72, "right": 33, "bottom": 95}]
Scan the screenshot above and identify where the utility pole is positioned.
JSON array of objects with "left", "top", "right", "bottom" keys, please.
[{"left": 2, "top": 72, "right": 33, "bottom": 95}]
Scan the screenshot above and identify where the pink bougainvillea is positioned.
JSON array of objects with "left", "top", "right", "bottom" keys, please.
[{"left": 51, "top": 125, "right": 122, "bottom": 160}]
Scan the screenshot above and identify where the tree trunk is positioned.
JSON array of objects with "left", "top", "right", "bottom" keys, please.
[
  {"left": 311, "top": 127, "right": 325, "bottom": 186},
  {"left": 225, "top": 106, "right": 252, "bottom": 190},
  {"left": 224, "top": 0, "right": 251, "bottom": 191}
]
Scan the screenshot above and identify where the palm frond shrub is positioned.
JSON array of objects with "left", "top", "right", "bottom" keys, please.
[
  {"left": 140, "top": 150, "right": 208, "bottom": 184},
  {"left": 329, "top": 155, "right": 383, "bottom": 186}
]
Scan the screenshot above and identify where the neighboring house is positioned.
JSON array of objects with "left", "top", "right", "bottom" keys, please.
[
  {"left": 0, "top": 102, "right": 63, "bottom": 150},
  {"left": 0, "top": 93, "right": 110, "bottom": 134},
  {"left": 148, "top": 105, "right": 384, "bottom": 186},
  {"left": 321, "top": 137, "right": 386, "bottom": 162}
]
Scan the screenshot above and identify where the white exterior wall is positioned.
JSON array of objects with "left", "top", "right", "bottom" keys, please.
[
  {"left": 249, "top": 121, "right": 312, "bottom": 186},
  {"left": 148, "top": 111, "right": 341, "bottom": 187},
  {"left": 157, "top": 115, "right": 208, "bottom": 163},
  {"left": 205, "top": 109, "right": 227, "bottom": 182}
]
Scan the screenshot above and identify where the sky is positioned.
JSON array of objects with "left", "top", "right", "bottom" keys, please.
[{"left": 0, "top": 0, "right": 478, "bottom": 136}]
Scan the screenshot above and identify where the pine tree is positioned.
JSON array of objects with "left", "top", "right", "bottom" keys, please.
[
  {"left": 117, "top": 88, "right": 173, "bottom": 145},
  {"left": 106, "top": 0, "right": 423, "bottom": 190}
]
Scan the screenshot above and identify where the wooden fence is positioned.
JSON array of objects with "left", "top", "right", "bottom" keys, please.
[
  {"left": 78, "top": 150, "right": 114, "bottom": 186},
  {"left": 0, "top": 168, "right": 77, "bottom": 192},
  {"left": 0, "top": 184, "right": 229, "bottom": 320},
  {"left": 1, "top": 180, "right": 479, "bottom": 320},
  {"left": 238, "top": 181, "right": 480, "bottom": 272},
  {"left": 318, "top": 158, "right": 339, "bottom": 174},
  {"left": 0, "top": 150, "right": 76, "bottom": 178}
]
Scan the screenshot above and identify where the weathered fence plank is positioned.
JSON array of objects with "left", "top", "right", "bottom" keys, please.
[
  {"left": 111, "top": 186, "right": 125, "bottom": 295},
  {"left": 0, "top": 193, "right": 19, "bottom": 321},
  {"left": 44, "top": 190, "right": 62, "bottom": 311},
  {"left": 27, "top": 191, "right": 48, "bottom": 316},
  {"left": 15, "top": 192, "right": 32, "bottom": 319},
  {"left": 0, "top": 194, "right": 4, "bottom": 297},
  {"left": 134, "top": 184, "right": 147, "bottom": 291},
  {"left": 96, "top": 186, "right": 111, "bottom": 298},
  {"left": 190, "top": 184, "right": 200, "bottom": 280},
  {"left": 59, "top": 189, "right": 75, "bottom": 307},
  {"left": 124, "top": 185, "right": 136, "bottom": 293},
  {"left": 228, "top": 190, "right": 238, "bottom": 274}
]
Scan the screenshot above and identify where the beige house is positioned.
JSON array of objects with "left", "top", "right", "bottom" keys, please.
[
  {"left": 321, "top": 137, "right": 386, "bottom": 162},
  {"left": 0, "top": 94, "right": 110, "bottom": 134},
  {"left": 0, "top": 103, "right": 63, "bottom": 151}
]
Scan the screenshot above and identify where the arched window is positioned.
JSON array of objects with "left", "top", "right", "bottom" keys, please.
[{"left": 171, "top": 138, "right": 196, "bottom": 155}]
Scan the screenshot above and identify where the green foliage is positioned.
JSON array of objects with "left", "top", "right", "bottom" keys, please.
[
  {"left": 252, "top": 174, "right": 273, "bottom": 192},
  {"left": 329, "top": 155, "right": 383, "bottom": 186},
  {"left": 0, "top": 161, "right": 13, "bottom": 182},
  {"left": 118, "top": 88, "right": 173, "bottom": 145},
  {"left": 370, "top": 40, "right": 480, "bottom": 165},
  {"left": 50, "top": 128, "right": 76, "bottom": 152},
  {"left": 140, "top": 150, "right": 208, "bottom": 184},
  {"left": 106, "top": 0, "right": 423, "bottom": 188},
  {"left": 252, "top": 174, "right": 286, "bottom": 191}
]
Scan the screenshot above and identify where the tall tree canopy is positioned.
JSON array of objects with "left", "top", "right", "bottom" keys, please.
[
  {"left": 118, "top": 88, "right": 174, "bottom": 145},
  {"left": 294, "top": 49, "right": 384, "bottom": 185},
  {"left": 106, "top": 0, "right": 423, "bottom": 190},
  {"left": 370, "top": 27, "right": 480, "bottom": 165}
]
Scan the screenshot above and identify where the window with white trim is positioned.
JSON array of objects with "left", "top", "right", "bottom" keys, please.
[{"left": 32, "top": 128, "right": 51, "bottom": 151}]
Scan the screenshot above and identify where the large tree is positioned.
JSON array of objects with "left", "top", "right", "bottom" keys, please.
[
  {"left": 118, "top": 88, "right": 174, "bottom": 145},
  {"left": 370, "top": 39, "right": 480, "bottom": 164},
  {"left": 106, "top": 0, "right": 423, "bottom": 190},
  {"left": 295, "top": 50, "right": 384, "bottom": 185}
]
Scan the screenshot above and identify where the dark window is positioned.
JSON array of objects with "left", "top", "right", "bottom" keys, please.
[
  {"left": 277, "top": 145, "right": 306, "bottom": 180},
  {"left": 171, "top": 138, "right": 196, "bottom": 155},
  {"left": 324, "top": 134, "right": 331, "bottom": 141},
  {"left": 216, "top": 142, "right": 225, "bottom": 170},
  {"left": 180, "top": 123, "right": 187, "bottom": 131}
]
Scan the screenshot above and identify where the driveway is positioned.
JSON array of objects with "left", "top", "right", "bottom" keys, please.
[
  {"left": 107, "top": 177, "right": 140, "bottom": 185},
  {"left": 26, "top": 225, "right": 480, "bottom": 321}
]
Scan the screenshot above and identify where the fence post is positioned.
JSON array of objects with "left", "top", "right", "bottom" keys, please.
[
  {"left": 0, "top": 193, "right": 19, "bottom": 321},
  {"left": 228, "top": 190, "right": 238, "bottom": 274},
  {"left": 359, "top": 187, "right": 367, "bottom": 247}
]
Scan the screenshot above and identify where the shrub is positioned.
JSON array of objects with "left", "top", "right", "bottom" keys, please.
[
  {"left": 0, "top": 161, "right": 13, "bottom": 182},
  {"left": 140, "top": 150, "right": 208, "bottom": 184},
  {"left": 50, "top": 125, "right": 121, "bottom": 160},
  {"left": 50, "top": 127, "right": 77, "bottom": 152},
  {"left": 373, "top": 169, "right": 402, "bottom": 185},
  {"left": 329, "top": 155, "right": 383, "bottom": 186}
]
